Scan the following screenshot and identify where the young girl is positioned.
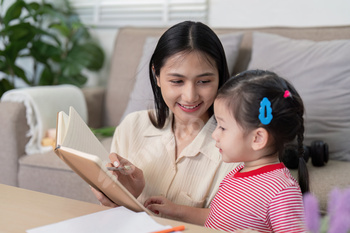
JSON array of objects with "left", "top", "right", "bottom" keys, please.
[{"left": 205, "top": 69, "right": 309, "bottom": 232}]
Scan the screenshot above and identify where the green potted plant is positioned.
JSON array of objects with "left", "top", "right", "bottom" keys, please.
[{"left": 0, "top": 0, "right": 105, "bottom": 98}]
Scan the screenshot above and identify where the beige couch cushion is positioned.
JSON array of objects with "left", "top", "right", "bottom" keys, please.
[
  {"left": 290, "top": 160, "right": 350, "bottom": 213},
  {"left": 248, "top": 32, "right": 350, "bottom": 161},
  {"left": 105, "top": 28, "right": 167, "bottom": 127},
  {"left": 18, "top": 151, "right": 99, "bottom": 203}
]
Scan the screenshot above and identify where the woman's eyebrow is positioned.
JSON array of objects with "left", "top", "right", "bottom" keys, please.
[
  {"left": 166, "top": 72, "right": 215, "bottom": 78},
  {"left": 197, "top": 72, "right": 216, "bottom": 77},
  {"left": 166, "top": 72, "right": 184, "bottom": 77}
]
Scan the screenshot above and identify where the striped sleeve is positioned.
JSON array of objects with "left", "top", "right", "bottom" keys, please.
[{"left": 268, "top": 186, "right": 307, "bottom": 233}]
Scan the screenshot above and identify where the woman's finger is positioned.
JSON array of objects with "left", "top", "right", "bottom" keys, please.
[
  {"left": 109, "top": 153, "right": 121, "bottom": 165},
  {"left": 108, "top": 153, "right": 135, "bottom": 175},
  {"left": 90, "top": 186, "right": 118, "bottom": 207}
]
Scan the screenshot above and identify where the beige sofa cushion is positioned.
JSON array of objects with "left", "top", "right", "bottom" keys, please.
[
  {"left": 248, "top": 32, "right": 350, "bottom": 161},
  {"left": 18, "top": 151, "right": 99, "bottom": 203},
  {"left": 290, "top": 160, "right": 350, "bottom": 213}
]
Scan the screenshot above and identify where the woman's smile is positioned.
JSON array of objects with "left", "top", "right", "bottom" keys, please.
[{"left": 177, "top": 102, "right": 203, "bottom": 112}]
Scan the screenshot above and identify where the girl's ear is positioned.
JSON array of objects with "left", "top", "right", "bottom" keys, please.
[{"left": 251, "top": 127, "right": 269, "bottom": 151}]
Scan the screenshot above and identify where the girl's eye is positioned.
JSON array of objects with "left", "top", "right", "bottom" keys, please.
[{"left": 216, "top": 124, "right": 225, "bottom": 131}]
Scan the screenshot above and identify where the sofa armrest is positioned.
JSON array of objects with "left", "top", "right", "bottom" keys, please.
[
  {"left": 0, "top": 102, "right": 29, "bottom": 186},
  {"left": 0, "top": 87, "right": 105, "bottom": 186},
  {"left": 82, "top": 87, "right": 105, "bottom": 129}
]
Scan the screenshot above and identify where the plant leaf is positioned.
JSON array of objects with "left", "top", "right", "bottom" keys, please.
[
  {"left": 4, "top": 23, "right": 36, "bottom": 43},
  {"left": 21, "top": 1, "right": 40, "bottom": 19},
  {"left": 38, "top": 65, "right": 54, "bottom": 85},
  {"left": 0, "top": 59, "right": 7, "bottom": 71},
  {"left": 5, "top": 42, "right": 28, "bottom": 63},
  {"left": 3, "top": 0, "right": 25, "bottom": 26},
  {"left": 31, "top": 27, "right": 61, "bottom": 47},
  {"left": 0, "top": 78, "right": 15, "bottom": 98},
  {"left": 12, "top": 65, "right": 30, "bottom": 84},
  {"left": 40, "top": 5, "right": 67, "bottom": 23},
  {"left": 57, "top": 73, "right": 87, "bottom": 86},
  {"left": 30, "top": 40, "right": 62, "bottom": 63},
  {"left": 28, "top": 2, "right": 40, "bottom": 11},
  {"left": 61, "top": 45, "right": 92, "bottom": 76},
  {"left": 49, "top": 23, "right": 71, "bottom": 37},
  {"left": 82, "top": 42, "right": 105, "bottom": 71}
]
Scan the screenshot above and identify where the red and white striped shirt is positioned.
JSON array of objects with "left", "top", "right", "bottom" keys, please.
[{"left": 205, "top": 163, "right": 307, "bottom": 233}]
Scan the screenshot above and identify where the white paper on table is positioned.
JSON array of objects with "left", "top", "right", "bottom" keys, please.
[{"left": 26, "top": 206, "right": 171, "bottom": 233}]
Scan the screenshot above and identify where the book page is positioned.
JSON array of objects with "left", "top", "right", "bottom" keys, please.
[
  {"left": 60, "top": 107, "right": 109, "bottom": 162},
  {"left": 56, "top": 111, "right": 69, "bottom": 146},
  {"left": 26, "top": 207, "right": 169, "bottom": 233}
]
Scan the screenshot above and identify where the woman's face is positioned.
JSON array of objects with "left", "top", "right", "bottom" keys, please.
[{"left": 156, "top": 51, "right": 219, "bottom": 125}]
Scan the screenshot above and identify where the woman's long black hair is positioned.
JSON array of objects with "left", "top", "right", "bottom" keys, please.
[{"left": 149, "top": 21, "right": 230, "bottom": 128}]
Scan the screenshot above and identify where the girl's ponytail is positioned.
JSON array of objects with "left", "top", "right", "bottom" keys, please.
[{"left": 297, "top": 121, "right": 310, "bottom": 194}]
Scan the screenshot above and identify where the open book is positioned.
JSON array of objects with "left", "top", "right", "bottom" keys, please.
[{"left": 55, "top": 106, "right": 153, "bottom": 215}]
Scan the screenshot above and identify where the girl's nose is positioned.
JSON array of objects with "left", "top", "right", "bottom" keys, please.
[{"left": 212, "top": 128, "right": 219, "bottom": 141}]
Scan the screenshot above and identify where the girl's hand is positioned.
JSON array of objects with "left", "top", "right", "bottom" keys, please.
[
  {"left": 144, "top": 196, "right": 181, "bottom": 219},
  {"left": 145, "top": 196, "right": 210, "bottom": 225},
  {"left": 107, "top": 153, "right": 145, "bottom": 198}
]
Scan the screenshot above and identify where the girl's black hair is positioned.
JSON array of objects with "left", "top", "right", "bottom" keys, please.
[
  {"left": 148, "top": 21, "right": 230, "bottom": 128},
  {"left": 216, "top": 69, "right": 309, "bottom": 194}
]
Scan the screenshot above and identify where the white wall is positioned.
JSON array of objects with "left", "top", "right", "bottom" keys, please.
[
  {"left": 208, "top": 0, "right": 350, "bottom": 28},
  {"left": 87, "top": 29, "right": 118, "bottom": 86}
]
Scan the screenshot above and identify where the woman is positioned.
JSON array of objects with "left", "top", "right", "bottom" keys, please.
[{"left": 92, "top": 21, "right": 240, "bottom": 225}]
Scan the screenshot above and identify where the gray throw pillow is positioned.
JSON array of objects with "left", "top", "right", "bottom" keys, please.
[
  {"left": 248, "top": 32, "right": 350, "bottom": 161},
  {"left": 121, "top": 33, "right": 244, "bottom": 120}
]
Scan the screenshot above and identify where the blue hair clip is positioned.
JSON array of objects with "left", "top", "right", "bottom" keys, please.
[{"left": 259, "top": 97, "right": 273, "bottom": 125}]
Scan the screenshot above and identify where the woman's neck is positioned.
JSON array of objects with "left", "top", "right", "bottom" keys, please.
[
  {"left": 172, "top": 115, "right": 209, "bottom": 159},
  {"left": 172, "top": 112, "right": 210, "bottom": 136},
  {"left": 173, "top": 119, "right": 204, "bottom": 138}
]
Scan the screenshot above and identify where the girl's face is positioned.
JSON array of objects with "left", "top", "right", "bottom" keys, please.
[
  {"left": 212, "top": 99, "right": 254, "bottom": 163},
  {"left": 156, "top": 51, "right": 219, "bottom": 125}
]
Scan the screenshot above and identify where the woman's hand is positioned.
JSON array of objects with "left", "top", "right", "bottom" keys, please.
[
  {"left": 90, "top": 186, "right": 119, "bottom": 207},
  {"left": 107, "top": 153, "right": 145, "bottom": 198}
]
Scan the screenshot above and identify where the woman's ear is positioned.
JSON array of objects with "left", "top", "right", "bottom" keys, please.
[
  {"left": 152, "top": 66, "right": 160, "bottom": 87},
  {"left": 251, "top": 127, "right": 269, "bottom": 151}
]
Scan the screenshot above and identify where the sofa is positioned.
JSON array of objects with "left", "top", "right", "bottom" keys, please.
[{"left": 1, "top": 25, "right": 350, "bottom": 213}]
